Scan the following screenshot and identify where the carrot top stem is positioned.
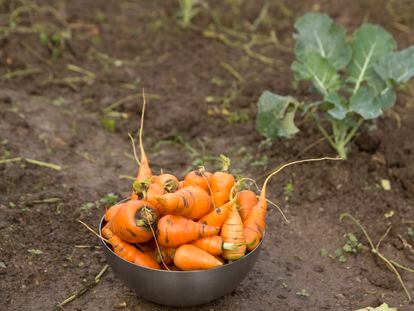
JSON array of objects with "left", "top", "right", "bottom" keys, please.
[
  {"left": 132, "top": 179, "right": 151, "bottom": 198},
  {"left": 164, "top": 179, "right": 178, "bottom": 193},
  {"left": 135, "top": 205, "right": 157, "bottom": 228}
]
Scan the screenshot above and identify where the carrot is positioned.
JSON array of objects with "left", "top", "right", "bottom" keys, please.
[
  {"left": 191, "top": 236, "right": 223, "bottom": 256},
  {"left": 197, "top": 200, "right": 233, "bottom": 228},
  {"left": 143, "top": 182, "right": 165, "bottom": 212},
  {"left": 102, "top": 225, "right": 160, "bottom": 269},
  {"left": 236, "top": 190, "right": 258, "bottom": 222},
  {"left": 154, "top": 186, "right": 212, "bottom": 220},
  {"left": 214, "top": 255, "right": 225, "bottom": 264},
  {"left": 210, "top": 172, "right": 235, "bottom": 208},
  {"left": 154, "top": 247, "right": 176, "bottom": 265},
  {"left": 108, "top": 200, "right": 158, "bottom": 243},
  {"left": 173, "top": 244, "right": 223, "bottom": 270},
  {"left": 178, "top": 180, "right": 185, "bottom": 189},
  {"left": 157, "top": 215, "right": 219, "bottom": 248},
  {"left": 244, "top": 157, "right": 340, "bottom": 251},
  {"left": 104, "top": 201, "right": 125, "bottom": 222},
  {"left": 183, "top": 170, "right": 213, "bottom": 193},
  {"left": 154, "top": 174, "right": 179, "bottom": 193},
  {"left": 221, "top": 203, "right": 246, "bottom": 260},
  {"left": 131, "top": 90, "right": 153, "bottom": 198}
]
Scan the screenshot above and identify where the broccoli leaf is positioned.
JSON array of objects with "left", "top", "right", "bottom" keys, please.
[
  {"left": 348, "top": 24, "right": 396, "bottom": 93},
  {"left": 325, "top": 92, "right": 348, "bottom": 120},
  {"left": 374, "top": 45, "right": 414, "bottom": 83},
  {"left": 294, "top": 12, "right": 351, "bottom": 70},
  {"left": 292, "top": 53, "right": 340, "bottom": 95},
  {"left": 256, "top": 91, "right": 299, "bottom": 139},
  {"left": 349, "top": 85, "right": 396, "bottom": 119}
]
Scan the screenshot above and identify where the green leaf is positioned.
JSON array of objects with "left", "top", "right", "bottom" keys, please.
[
  {"left": 348, "top": 233, "right": 358, "bottom": 242},
  {"left": 294, "top": 12, "right": 351, "bottom": 69},
  {"left": 100, "top": 193, "right": 119, "bottom": 207},
  {"left": 292, "top": 53, "right": 340, "bottom": 95},
  {"left": 325, "top": 92, "right": 348, "bottom": 120},
  {"left": 343, "top": 244, "right": 353, "bottom": 253},
  {"left": 348, "top": 24, "right": 396, "bottom": 93},
  {"left": 256, "top": 91, "right": 299, "bottom": 139},
  {"left": 349, "top": 85, "right": 396, "bottom": 119},
  {"left": 374, "top": 45, "right": 414, "bottom": 83}
]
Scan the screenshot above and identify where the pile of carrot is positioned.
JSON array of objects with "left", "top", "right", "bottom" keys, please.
[{"left": 98, "top": 91, "right": 338, "bottom": 271}]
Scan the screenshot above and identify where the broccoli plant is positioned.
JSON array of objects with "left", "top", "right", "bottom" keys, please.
[{"left": 256, "top": 12, "right": 414, "bottom": 158}]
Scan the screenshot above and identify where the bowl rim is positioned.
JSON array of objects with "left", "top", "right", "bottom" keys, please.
[{"left": 99, "top": 215, "right": 264, "bottom": 273}]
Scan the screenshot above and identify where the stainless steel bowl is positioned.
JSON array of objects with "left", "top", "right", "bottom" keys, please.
[{"left": 99, "top": 217, "right": 263, "bottom": 307}]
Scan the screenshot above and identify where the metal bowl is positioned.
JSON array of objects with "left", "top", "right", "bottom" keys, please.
[{"left": 99, "top": 217, "right": 263, "bottom": 307}]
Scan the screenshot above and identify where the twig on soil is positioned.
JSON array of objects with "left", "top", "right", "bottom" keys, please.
[
  {"left": 340, "top": 213, "right": 414, "bottom": 302},
  {"left": 118, "top": 174, "right": 136, "bottom": 180},
  {"left": 25, "top": 158, "right": 62, "bottom": 170},
  {"left": 202, "top": 28, "right": 279, "bottom": 66},
  {"left": 2, "top": 68, "right": 43, "bottom": 80},
  {"left": 398, "top": 234, "right": 414, "bottom": 256},
  {"left": 0, "top": 157, "right": 22, "bottom": 164},
  {"left": 220, "top": 62, "right": 243, "bottom": 83},
  {"left": 67, "top": 64, "right": 96, "bottom": 79},
  {"left": 54, "top": 264, "right": 108, "bottom": 310},
  {"left": 0, "top": 157, "right": 61, "bottom": 170}
]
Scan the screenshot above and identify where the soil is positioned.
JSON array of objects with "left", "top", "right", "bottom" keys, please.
[{"left": 1, "top": 0, "right": 414, "bottom": 310}]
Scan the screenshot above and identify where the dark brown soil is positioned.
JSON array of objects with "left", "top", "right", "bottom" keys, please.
[{"left": 1, "top": 0, "right": 414, "bottom": 310}]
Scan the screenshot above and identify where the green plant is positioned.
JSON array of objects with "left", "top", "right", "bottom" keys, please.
[
  {"left": 257, "top": 12, "right": 414, "bottom": 158},
  {"left": 177, "top": 0, "right": 201, "bottom": 28},
  {"left": 100, "top": 193, "right": 118, "bottom": 207},
  {"left": 342, "top": 233, "right": 363, "bottom": 254},
  {"left": 39, "top": 31, "right": 66, "bottom": 59}
]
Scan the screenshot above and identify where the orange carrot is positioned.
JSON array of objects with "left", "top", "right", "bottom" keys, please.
[
  {"left": 178, "top": 180, "right": 185, "bottom": 189},
  {"left": 132, "top": 90, "right": 153, "bottom": 198},
  {"left": 183, "top": 170, "right": 213, "bottom": 193},
  {"left": 154, "top": 186, "right": 212, "bottom": 220},
  {"left": 108, "top": 200, "right": 158, "bottom": 243},
  {"left": 104, "top": 202, "right": 125, "bottom": 222},
  {"left": 214, "top": 255, "right": 225, "bottom": 264},
  {"left": 198, "top": 200, "right": 233, "bottom": 228},
  {"left": 221, "top": 203, "right": 246, "bottom": 260},
  {"left": 102, "top": 225, "right": 160, "bottom": 269},
  {"left": 191, "top": 236, "right": 241, "bottom": 256},
  {"left": 210, "top": 172, "right": 235, "bottom": 207},
  {"left": 191, "top": 236, "right": 224, "bottom": 256},
  {"left": 154, "top": 174, "right": 179, "bottom": 193},
  {"left": 157, "top": 215, "right": 219, "bottom": 248},
  {"left": 173, "top": 244, "right": 223, "bottom": 270},
  {"left": 236, "top": 190, "right": 258, "bottom": 221},
  {"left": 143, "top": 182, "right": 165, "bottom": 212}
]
